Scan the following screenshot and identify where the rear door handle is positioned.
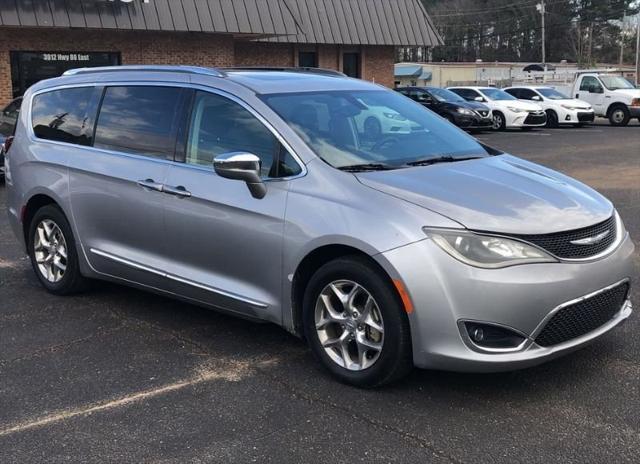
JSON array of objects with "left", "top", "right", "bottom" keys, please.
[
  {"left": 137, "top": 179, "right": 164, "bottom": 192},
  {"left": 164, "top": 185, "right": 192, "bottom": 198}
]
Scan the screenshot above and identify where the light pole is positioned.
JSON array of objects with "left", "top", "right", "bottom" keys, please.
[
  {"left": 636, "top": 15, "right": 640, "bottom": 85},
  {"left": 537, "top": 1, "right": 546, "bottom": 72}
]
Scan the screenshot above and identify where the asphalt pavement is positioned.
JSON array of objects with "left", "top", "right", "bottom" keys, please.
[{"left": 1, "top": 120, "right": 639, "bottom": 463}]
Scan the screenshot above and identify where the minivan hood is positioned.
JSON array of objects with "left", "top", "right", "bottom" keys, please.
[{"left": 356, "top": 155, "right": 613, "bottom": 235}]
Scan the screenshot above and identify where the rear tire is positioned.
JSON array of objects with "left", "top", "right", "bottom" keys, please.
[
  {"left": 608, "top": 106, "right": 630, "bottom": 126},
  {"left": 302, "top": 256, "right": 413, "bottom": 388},
  {"left": 28, "top": 205, "right": 88, "bottom": 295}
]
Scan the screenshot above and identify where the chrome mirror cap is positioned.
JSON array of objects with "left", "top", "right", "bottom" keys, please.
[{"left": 213, "top": 152, "right": 266, "bottom": 199}]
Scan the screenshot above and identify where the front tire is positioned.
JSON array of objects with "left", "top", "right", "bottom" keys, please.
[
  {"left": 608, "top": 106, "right": 630, "bottom": 126},
  {"left": 492, "top": 112, "right": 506, "bottom": 131},
  {"left": 302, "top": 256, "right": 413, "bottom": 388},
  {"left": 28, "top": 205, "right": 87, "bottom": 295},
  {"left": 546, "top": 110, "right": 559, "bottom": 128}
]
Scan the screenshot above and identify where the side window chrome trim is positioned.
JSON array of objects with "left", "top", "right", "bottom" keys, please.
[{"left": 27, "top": 81, "right": 307, "bottom": 180}]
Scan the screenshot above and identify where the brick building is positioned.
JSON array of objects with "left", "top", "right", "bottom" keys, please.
[{"left": 0, "top": 0, "right": 441, "bottom": 106}]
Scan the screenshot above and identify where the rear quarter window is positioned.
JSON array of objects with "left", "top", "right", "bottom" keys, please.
[{"left": 31, "top": 87, "right": 95, "bottom": 145}]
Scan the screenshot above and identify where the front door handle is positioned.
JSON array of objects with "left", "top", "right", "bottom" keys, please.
[
  {"left": 137, "top": 179, "right": 164, "bottom": 192},
  {"left": 164, "top": 185, "right": 192, "bottom": 198}
]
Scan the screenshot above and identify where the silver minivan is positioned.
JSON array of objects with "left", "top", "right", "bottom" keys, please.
[{"left": 5, "top": 66, "right": 634, "bottom": 387}]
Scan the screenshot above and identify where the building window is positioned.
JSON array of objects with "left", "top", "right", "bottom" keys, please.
[
  {"left": 298, "top": 51, "right": 317, "bottom": 68},
  {"left": 10, "top": 51, "right": 121, "bottom": 98},
  {"left": 342, "top": 52, "right": 361, "bottom": 78}
]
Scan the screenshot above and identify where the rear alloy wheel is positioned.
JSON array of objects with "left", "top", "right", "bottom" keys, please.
[
  {"left": 303, "top": 256, "right": 412, "bottom": 388},
  {"left": 492, "top": 112, "right": 506, "bottom": 131},
  {"left": 609, "top": 106, "right": 630, "bottom": 126},
  {"left": 28, "top": 205, "right": 88, "bottom": 295}
]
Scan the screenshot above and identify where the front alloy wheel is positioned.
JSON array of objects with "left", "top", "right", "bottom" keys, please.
[
  {"left": 492, "top": 113, "right": 505, "bottom": 131},
  {"left": 303, "top": 256, "right": 413, "bottom": 387},
  {"left": 315, "top": 280, "right": 384, "bottom": 371}
]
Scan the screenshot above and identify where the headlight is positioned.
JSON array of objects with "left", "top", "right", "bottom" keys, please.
[
  {"left": 506, "top": 106, "right": 526, "bottom": 113},
  {"left": 383, "top": 112, "right": 406, "bottom": 121},
  {"left": 424, "top": 228, "right": 557, "bottom": 268},
  {"left": 561, "top": 104, "right": 578, "bottom": 110},
  {"left": 456, "top": 108, "right": 474, "bottom": 115}
]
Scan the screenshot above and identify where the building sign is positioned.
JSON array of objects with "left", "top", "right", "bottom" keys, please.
[{"left": 42, "top": 53, "right": 92, "bottom": 63}]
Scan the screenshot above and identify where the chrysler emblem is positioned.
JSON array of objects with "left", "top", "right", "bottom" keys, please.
[{"left": 570, "top": 230, "right": 611, "bottom": 246}]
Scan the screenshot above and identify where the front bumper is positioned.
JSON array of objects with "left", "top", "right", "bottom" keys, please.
[
  {"left": 506, "top": 111, "right": 547, "bottom": 128},
  {"left": 378, "top": 233, "right": 635, "bottom": 372},
  {"left": 454, "top": 113, "right": 493, "bottom": 129},
  {"left": 629, "top": 106, "right": 640, "bottom": 118}
]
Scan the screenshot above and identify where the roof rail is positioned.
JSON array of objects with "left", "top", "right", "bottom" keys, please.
[
  {"left": 223, "top": 67, "right": 346, "bottom": 77},
  {"left": 63, "top": 65, "right": 226, "bottom": 78}
]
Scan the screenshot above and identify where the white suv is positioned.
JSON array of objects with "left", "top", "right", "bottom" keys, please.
[
  {"left": 448, "top": 86, "right": 546, "bottom": 131},
  {"left": 504, "top": 86, "right": 594, "bottom": 127}
]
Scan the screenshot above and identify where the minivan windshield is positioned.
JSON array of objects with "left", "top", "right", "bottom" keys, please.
[
  {"left": 480, "top": 88, "right": 517, "bottom": 101},
  {"left": 599, "top": 76, "right": 635, "bottom": 90},
  {"left": 262, "top": 90, "right": 489, "bottom": 169},
  {"left": 428, "top": 88, "right": 467, "bottom": 103},
  {"left": 537, "top": 88, "right": 569, "bottom": 100}
]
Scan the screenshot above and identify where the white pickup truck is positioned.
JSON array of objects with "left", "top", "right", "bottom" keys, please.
[{"left": 557, "top": 73, "right": 640, "bottom": 126}]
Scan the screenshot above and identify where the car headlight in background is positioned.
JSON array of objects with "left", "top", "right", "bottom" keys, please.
[
  {"left": 384, "top": 112, "right": 407, "bottom": 121},
  {"left": 506, "top": 106, "right": 527, "bottom": 113},
  {"left": 631, "top": 98, "right": 640, "bottom": 107},
  {"left": 456, "top": 108, "right": 474, "bottom": 115},
  {"left": 423, "top": 228, "right": 558, "bottom": 268}
]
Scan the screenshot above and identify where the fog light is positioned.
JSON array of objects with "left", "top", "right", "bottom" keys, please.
[{"left": 464, "top": 322, "right": 526, "bottom": 349}]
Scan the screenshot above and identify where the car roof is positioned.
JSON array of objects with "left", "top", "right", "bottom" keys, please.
[{"left": 28, "top": 65, "right": 381, "bottom": 96}]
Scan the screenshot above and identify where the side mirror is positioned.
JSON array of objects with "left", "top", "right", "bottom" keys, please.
[
  {"left": 213, "top": 152, "right": 266, "bottom": 199},
  {"left": 532, "top": 95, "right": 542, "bottom": 101},
  {"left": 474, "top": 96, "right": 484, "bottom": 102}
]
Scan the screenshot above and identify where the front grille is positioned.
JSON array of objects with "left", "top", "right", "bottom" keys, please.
[
  {"left": 512, "top": 215, "right": 617, "bottom": 259},
  {"left": 524, "top": 113, "right": 547, "bottom": 125},
  {"left": 578, "top": 112, "right": 595, "bottom": 122},
  {"left": 477, "top": 110, "right": 489, "bottom": 117},
  {"left": 535, "top": 282, "right": 630, "bottom": 347}
]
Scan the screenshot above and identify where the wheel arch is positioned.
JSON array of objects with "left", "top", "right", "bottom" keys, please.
[
  {"left": 290, "top": 244, "right": 399, "bottom": 338},
  {"left": 606, "top": 102, "right": 628, "bottom": 117},
  {"left": 22, "top": 193, "right": 60, "bottom": 246}
]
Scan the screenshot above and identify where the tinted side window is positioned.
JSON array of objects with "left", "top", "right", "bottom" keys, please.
[
  {"left": 32, "top": 88, "right": 94, "bottom": 145},
  {"left": 94, "top": 86, "right": 182, "bottom": 158},
  {"left": 519, "top": 89, "right": 537, "bottom": 100},
  {"left": 580, "top": 76, "right": 601, "bottom": 92},
  {"left": 186, "top": 91, "right": 301, "bottom": 178},
  {"left": 452, "top": 89, "right": 478, "bottom": 100},
  {"left": 504, "top": 89, "right": 520, "bottom": 99}
]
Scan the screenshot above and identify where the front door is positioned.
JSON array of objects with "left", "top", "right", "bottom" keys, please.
[
  {"left": 69, "top": 84, "right": 188, "bottom": 288},
  {"left": 577, "top": 76, "right": 606, "bottom": 114},
  {"left": 162, "top": 90, "right": 302, "bottom": 322}
]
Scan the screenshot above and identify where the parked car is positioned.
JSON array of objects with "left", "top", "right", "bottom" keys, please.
[
  {"left": 555, "top": 73, "right": 640, "bottom": 126},
  {"left": 352, "top": 101, "right": 419, "bottom": 140},
  {"left": 503, "top": 86, "right": 594, "bottom": 128},
  {"left": 6, "top": 66, "right": 634, "bottom": 387},
  {"left": 395, "top": 86, "right": 493, "bottom": 131},
  {"left": 448, "top": 86, "right": 547, "bottom": 131},
  {"left": 0, "top": 97, "right": 21, "bottom": 178}
]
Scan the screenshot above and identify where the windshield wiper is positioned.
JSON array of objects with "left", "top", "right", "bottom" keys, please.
[
  {"left": 337, "top": 163, "right": 396, "bottom": 172},
  {"left": 406, "top": 155, "right": 483, "bottom": 167}
]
